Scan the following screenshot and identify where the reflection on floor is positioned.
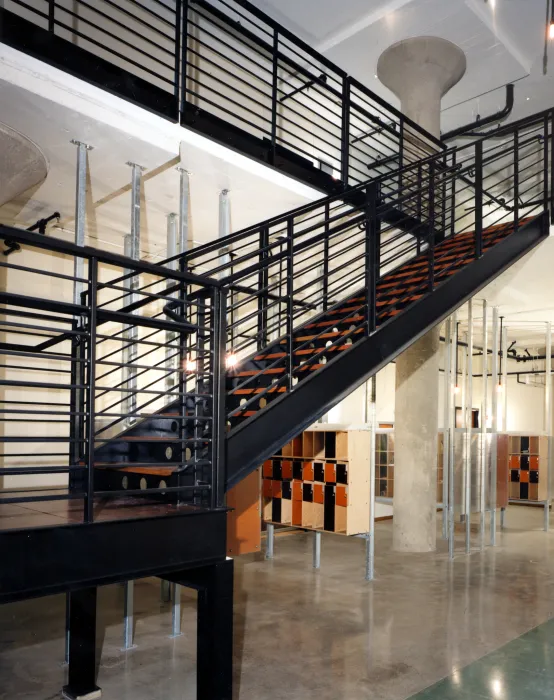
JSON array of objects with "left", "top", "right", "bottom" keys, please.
[
  {"left": 0, "top": 505, "right": 553, "bottom": 699},
  {"left": 409, "top": 618, "right": 554, "bottom": 699}
]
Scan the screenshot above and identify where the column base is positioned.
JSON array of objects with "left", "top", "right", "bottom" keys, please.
[{"left": 62, "top": 686, "right": 102, "bottom": 700}]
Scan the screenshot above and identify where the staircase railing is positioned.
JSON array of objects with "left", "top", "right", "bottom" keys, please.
[
  {"left": 0, "top": 226, "right": 224, "bottom": 519},
  {"left": 1, "top": 0, "right": 441, "bottom": 189},
  {"left": 159, "top": 107, "right": 552, "bottom": 426}
]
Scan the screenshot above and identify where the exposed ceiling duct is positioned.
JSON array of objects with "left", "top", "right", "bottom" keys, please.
[{"left": 0, "top": 122, "right": 48, "bottom": 207}]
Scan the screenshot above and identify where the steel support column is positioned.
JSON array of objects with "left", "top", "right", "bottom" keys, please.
[
  {"left": 313, "top": 531, "right": 321, "bottom": 569},
  {"left": 70, "top": 140, "right": 92, "bottom": 306},
  {"left": 545, "top": 322, "right": 552, "bottom": 531},
  {"left": 442, "top": 318, "right": 452, "bottom": 541},
  {"left": 479, "top": 300, "right": 488, "bottom": 549},
  {"left": 122, "top": 580, "right": 136, "bottom": 650},
  {"left": 448, "top": 312, "right": 457, "bottom": 559},
  {"left": 490, "top": 307, "right": 499, "bottom": 545},
  {"left": 62, "top": 587, "right": 100, "bottom": 700},
  {"left": 170, "top": 584, "right": 183, "bottom": 638},
  {"left": 265, "top": 522, "right": 274, "bottom": 559},
  {"left": 123, "top": 162, "right": 144, "bottom": 425},
  {"left": 501, "top": 324, "right": 508, "bottom": 431},
  {"left": 464, "top": 299, "right": 473, "bottom": 554},
  {"left": 366, "top": 375, "right": 376, "bottom": 580}
]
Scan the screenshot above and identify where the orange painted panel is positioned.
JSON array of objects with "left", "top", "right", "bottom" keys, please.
[
  {"left": 292, "top": 480, "right": 303, "bottom": 501},
  {"left": 262, "top": 479, "right": 273, "bottom": 498},
  {"left": 530, "top": 456, "right": 539, "bottom": 471},
  {"left": 271, "top": 480, "right": 282, "bottom": 498},
  {"left": 303, "top": 461, "right": 314, "bottom": 481},
  {"left": 324, "top": 463, "right": 336, "bottom": 483},
  {"left": 336, "top": 484, "right": 348, "bottom": 507},
  {"left": 281, "top": 460, "right": 293, "bottom": 480},
  {"left": 520, "top": 470, "right": 529, "bottom": 483},
  {"left": 313, "top": 483, "right": 324, "bottom": 504},
  {"left": 227, "top": 469, "right": 261, "bottom": 556},
  {"left": 292, "top": 499, "right": 302, "bottom": 526},
  {"left": 262, "top": 460, "right": 273, "bottom": 478},
  {"left": 509, "top": 455, "right": 520, "bottom": 470}
]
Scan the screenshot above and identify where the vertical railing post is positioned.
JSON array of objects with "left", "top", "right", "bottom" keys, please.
[
  {"left": 323, "top": 201, "right": 330, "bottom": 310},
  {"left": 513, "top": 129, "right": 519, "bottom": 231},
  {"left": 84, "top": 257, "right": 98, "bottom": 524},
  {"left": 270, "top": 30, "right": 279, "bottom": 165},
  {"left": 257, "top": 226, "right": 269, "bottom": 351},
  {"left": 48, "top": 0, "right": 55, "bottom": 33},
  {"left": 178, "top": 256, "right": 189, "bottom": 504},
  {"left": 180, "top": 0, "right": 190, "bottom": 114},
  {"left": 427, "top": 159, "right": 435, "bottom": 292},
  {"left": 286, "top": 218, "right": 294, "bottom": 392},
  {"left": 365, "top": 182, "right": 379, "bottom": 335},
  {"left": 398, "top": 117, "right": 404, "bottom": 196},
  {"left": 550, "top": 110, "right": 554, "bottom": 222},
  {"left": 450, "top": 151, "right": 457, "bottom": 236},
  {"left": 195, "top": 296, "right": 206, "bottom": 505},
  {"left": 543, "top": 115, "right": 549, "bottom": 215},
  {"left": 174, "top": 0, "right": 182, "bottom": 105},
  {"left": 211, "top": 287, "right": 227, "bottom": 509},
  {"left": 474, "top": 141, "right": 483, "bottom": 258},
  {"left": 341, "top": 79, "right": 351, "bottom": 184}
]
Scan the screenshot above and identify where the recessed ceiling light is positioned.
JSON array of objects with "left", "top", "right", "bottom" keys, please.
[{"left": 526, "top": 97, "right": 530, "bottom": 101}]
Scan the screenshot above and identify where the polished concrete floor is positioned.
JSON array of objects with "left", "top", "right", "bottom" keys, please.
[{"left": 1, "top": 505, "right": 554, "bottom": 699}]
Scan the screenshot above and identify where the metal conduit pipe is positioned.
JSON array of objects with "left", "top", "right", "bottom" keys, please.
[{"left": 442, "top": 84, "right": 515, "bottom": 141}]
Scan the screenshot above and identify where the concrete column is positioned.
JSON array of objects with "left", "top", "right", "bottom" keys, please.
[{"left": 377, "top": 37, "right": 466, "bottom": 553}]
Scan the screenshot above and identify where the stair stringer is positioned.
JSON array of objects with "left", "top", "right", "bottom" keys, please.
[{"left": 225, "top": 211, "right": 549, "bottom": 489}]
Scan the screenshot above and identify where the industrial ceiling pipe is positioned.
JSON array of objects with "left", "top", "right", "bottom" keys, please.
[{"left": 442, "top": 83, "right": 514, "bottom": 141}]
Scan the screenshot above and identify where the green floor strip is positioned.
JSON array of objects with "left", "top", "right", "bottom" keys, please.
[{"left": 409, "top": 618, "right": 554, "bottom": 699}]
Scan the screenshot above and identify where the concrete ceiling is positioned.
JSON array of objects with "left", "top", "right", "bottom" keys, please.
[
  {"left": 0, "top": 47, "right": 321, "bottom": 263},
  {"left": 252, "top": 0, "right": 553, "bottom": 136}
]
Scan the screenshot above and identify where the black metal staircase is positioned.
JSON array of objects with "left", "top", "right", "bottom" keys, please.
[{"left": 91, "top": 108, "right": 553, "bottom": 495}]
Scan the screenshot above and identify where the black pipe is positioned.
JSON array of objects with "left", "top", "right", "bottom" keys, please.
[{"left": 442, "top": 84, "right": 514, "bottom": 141}]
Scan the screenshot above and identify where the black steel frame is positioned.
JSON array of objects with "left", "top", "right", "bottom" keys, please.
[
  {"left": 0, "top": 0, "right": 442, "bottom": 192},
  {"left": 0, "top": 225, "right": 227, "bottom": 520}
]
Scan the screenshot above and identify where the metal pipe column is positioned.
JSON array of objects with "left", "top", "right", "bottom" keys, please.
[
  {"left": 479, "top": 301, "right": 488, "bottom": 549},
  {"left": 66, "top": 139, "right": 92, "bottom": 666},
  {"left": 465, "top": 300, "right": 473, "bottom": 554},
  {"left": 545, "top": 322, "right": 552, "bottom": 532},
  {"left": 165, "top": 213, "right": 179, "bottom": 403},
  {"left": 122, "top": 580, "right": 136, "bottom": 650},
  {"left": 501, "top": 325, "right": 508, "bottom": 431},
  {"left": 124, "top": 162, "right": 143, "bottom": 425},
  {"left": 366, "top": 375, "right": 377, "bottom": 580},
  {"left": 219, "top": 189, "right": 232, "bottom": 346},
  {"left": 442, "top": 318, "right": 452, "bottom": 541},
  {"left": 448, "top": 312, "right": 457, "bottom": 559},
  {"left": 70, "top": 140, "right": 92, "bottom": 305},
  {"left": 490, "top": 307, "right": 499, "bottom": 545}
]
